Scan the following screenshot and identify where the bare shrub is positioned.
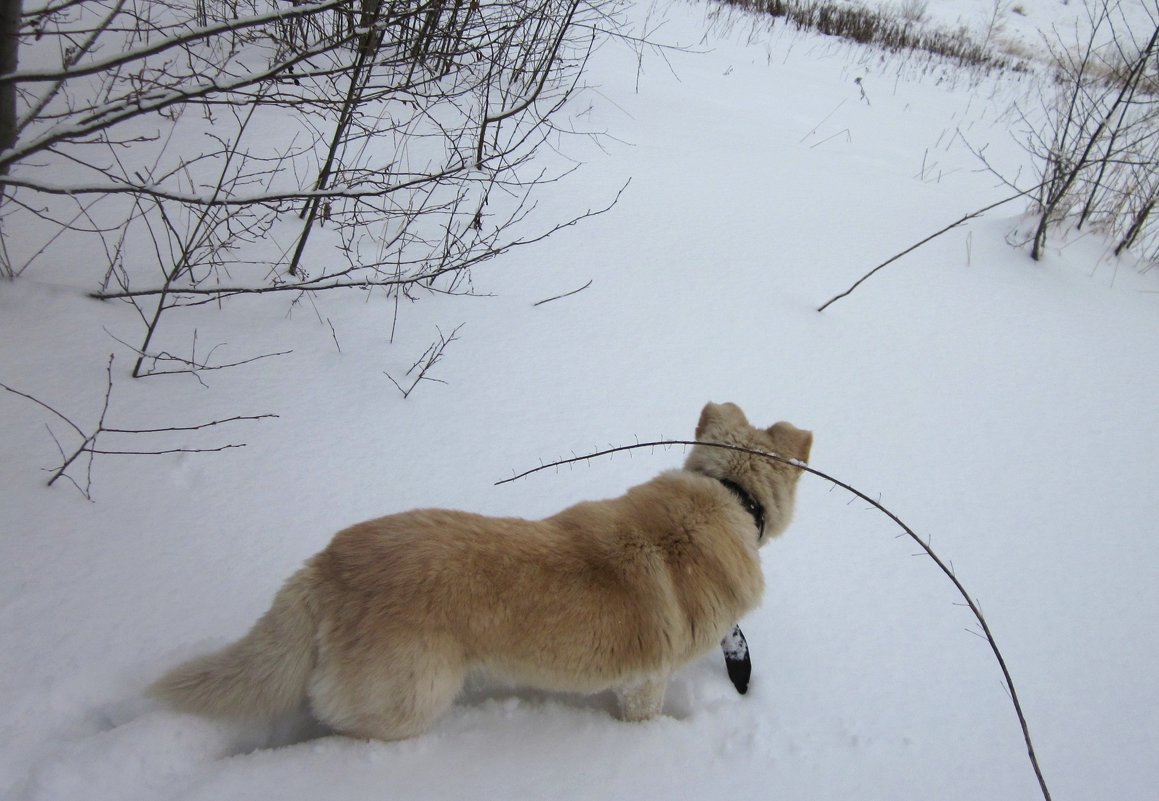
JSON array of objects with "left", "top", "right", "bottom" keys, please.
[
  {"left": 1, "top": 0, "right": 625, "bottom": 371},
  {"left": 716, "top": 0, "right": 1020, "bottom": 71},
  {"left": 1020, "top": 0, "right": 1159, "bottom": 261}
]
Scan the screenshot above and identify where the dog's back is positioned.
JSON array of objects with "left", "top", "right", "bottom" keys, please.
[
  {"left": 309, "top": 475, "right": 763, "bottom": 693},
  {"left": 151, "top": 401, "right": 811, "bottom": 741}
]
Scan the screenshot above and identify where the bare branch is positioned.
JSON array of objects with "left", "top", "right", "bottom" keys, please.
[
  {"left": 498, "top": 439, "right": 1054, "bottom": 801},
  {"left": 2, "top": 353, "right": 277, "bottom": 500},
  {"left": 817, "top": 183, "right": 1046, "bottom": 313},
  {"left": 0, "top": 377, "right": 87, "bottom": 438},
  {"left": 3, "top": 1, "right": 347, "bottom": 84},
  {"left": 385, "top": 322, "right": 464, "bottom": 399},
  {"left": 533, "top": 278, "right": 592, "bottom": 306}
]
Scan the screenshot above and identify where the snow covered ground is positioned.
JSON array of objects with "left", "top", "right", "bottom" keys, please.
[{"left": 3, "top": 1, "right": 1158, "bottom": 799}]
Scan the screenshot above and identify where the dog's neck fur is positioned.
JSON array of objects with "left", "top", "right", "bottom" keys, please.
[{"left": 714, "top": 478, "right": 765, "bottom": 542}]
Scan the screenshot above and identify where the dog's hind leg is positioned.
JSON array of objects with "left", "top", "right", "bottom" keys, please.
[
  {"left": 308, "top": 638, "right": 466, "bottom": 741},
  {"left": 615, "top": 674, "right": 667, "bottom": 722}
]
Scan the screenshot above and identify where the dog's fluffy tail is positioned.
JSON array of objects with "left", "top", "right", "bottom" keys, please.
[{"left": 151, "top": 565, "right": 318, "bottom": 720}]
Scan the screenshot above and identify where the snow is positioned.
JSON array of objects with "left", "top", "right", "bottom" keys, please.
[{"left": 3, "top": 1, "right": 1159, "bottom": 799}]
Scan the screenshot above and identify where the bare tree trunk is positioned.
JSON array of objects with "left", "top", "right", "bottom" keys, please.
[
  {"left": 0, "top": 0, "right": 20, "bottom": 279},
  {"left": 0, "top": 0, "right": 18, "bottom": 171},
  {"left": 286, "top": 0, "right": 384, "bottom": 277},
  {"left": 1115, "top": 198, "right": 1154, "bottom": 257}
]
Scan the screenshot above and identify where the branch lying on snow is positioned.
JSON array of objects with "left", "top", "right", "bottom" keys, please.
[
  {"left": 816, "top": 182, "right": 1046, "bottom": 313},
  {"left": 384, "top": 323, "right": 464, "bottom": 400},
  {"left": 498, "top": 439, "right": 1053, "bottom": 801},
  {"left": 0, "top": 355, "right": 277, "bottom": 501},
  {"left": 533, "top": 279, "right": 593, "bottom": 307}
]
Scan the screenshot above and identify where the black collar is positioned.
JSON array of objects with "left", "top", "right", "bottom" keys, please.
[{"left": 717, "top": 478, "right": 765, "bottom": 542}]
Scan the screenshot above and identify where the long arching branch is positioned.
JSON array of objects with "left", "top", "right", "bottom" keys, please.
[{"left": 498, "top": 438, "right": 1053, "bottom": 801}]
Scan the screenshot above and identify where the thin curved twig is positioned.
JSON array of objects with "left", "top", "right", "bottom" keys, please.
[
  {"left": 816, "top": 183, "right": 1045, "bottom": 313},
  {"left": 497, "top": 439, "right": 1052, "bottom": 801}
]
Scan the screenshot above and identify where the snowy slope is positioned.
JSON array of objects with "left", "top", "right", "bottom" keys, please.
[{"left": 3, "top": 1, "right": 1158, "bottom": 800}]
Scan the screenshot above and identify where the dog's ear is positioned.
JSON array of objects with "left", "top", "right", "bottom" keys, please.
[
  {"left": 794, "top": 429, "right": 813, "bottom": 463},
  {"left": 696, "top": 402, "right": 749, "bottom": 438},
  {"left": 769, "top": 422, "right": 813, "bottom": 463}
]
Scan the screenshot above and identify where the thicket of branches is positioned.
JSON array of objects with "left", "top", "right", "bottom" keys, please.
[
  {"left": 0, "top": 0, "right": 621, "bottom": 377},
  {"left": 1020, "top": 0, "right": 1159, "bottom": 262}
]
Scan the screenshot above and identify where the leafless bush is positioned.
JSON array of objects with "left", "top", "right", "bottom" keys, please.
[
  {"left": 1, "top": 0, "right": 625, "bottom": 370},
  {"left": 1021, "top": 0, "right": 1159, "bottom": 261}
]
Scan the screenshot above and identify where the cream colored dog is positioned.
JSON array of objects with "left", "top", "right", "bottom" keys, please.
[{"left": 152, "top": 402, "right": 811, "bottom": 740}]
